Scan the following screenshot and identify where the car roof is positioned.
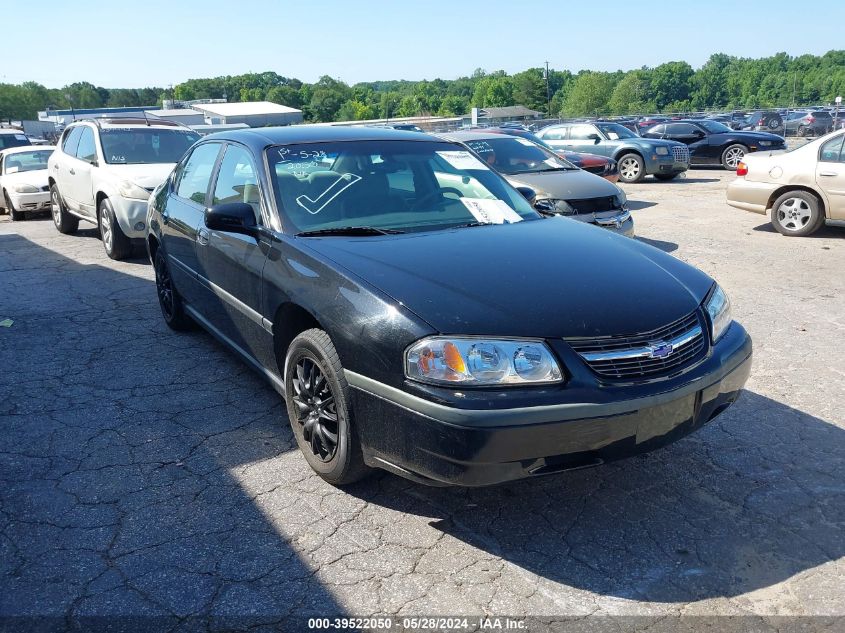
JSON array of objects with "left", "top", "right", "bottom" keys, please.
[
  {"left": 0, "top": 145, "right": 56, "bottom": 156},
  {"left": 67, "top": 118, "right": 194, "bottom": 131},
  {"left": 438, "top": 130, "right": 519, "bottom": 142},
  {"left": 200, "top": 124, "right": 445, "bottom": 151},
  {"left": 0, "top": 129, "right": 27, "bottom": 135}
]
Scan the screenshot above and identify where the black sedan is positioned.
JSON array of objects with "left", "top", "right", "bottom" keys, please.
[
  {"left": 642, "top": 119, "right": 785, "bottom": 170},
  {"left": 146, "top": 126, "right": 752, "bottom": 487}
]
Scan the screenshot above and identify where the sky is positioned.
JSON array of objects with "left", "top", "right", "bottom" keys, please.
[{"left": 3, "top": 0, "right": 844, "bottom": 88}]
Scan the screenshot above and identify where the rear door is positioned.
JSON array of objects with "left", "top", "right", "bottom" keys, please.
[
  {"left": 196, "top": 143, "right": 274, "bottom": 369},
  {"left": 817, "top": 134, "right": 845, "bottom": 219},
  {"left": 536, "top": 126, "right": 569, "bottom": 151},
  {"left": 161, "top": 141, "right": 224, "bottom": 306}
]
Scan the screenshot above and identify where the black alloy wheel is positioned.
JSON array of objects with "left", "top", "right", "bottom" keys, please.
[
  {"left": 153, "top": 249, "right": 192, "bottom": 330},
  {"left": 291, "top": 356, "right": 339, "bottom": 462}
]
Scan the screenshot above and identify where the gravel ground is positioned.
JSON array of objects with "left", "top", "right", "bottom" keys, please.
[{"left": 1, "top": 169, "right": 843, "bottom": 632}]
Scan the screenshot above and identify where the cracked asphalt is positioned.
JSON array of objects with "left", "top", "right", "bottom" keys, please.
[{"left": 1, "top": 168, "right": 844, "bottom": 632}]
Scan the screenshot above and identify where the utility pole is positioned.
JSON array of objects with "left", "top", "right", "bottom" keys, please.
[{"left": 544, "top": 61, "right": 551, "bottom": 118}]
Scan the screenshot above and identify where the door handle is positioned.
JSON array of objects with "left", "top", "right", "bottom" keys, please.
[
  {"left": 68, "top": 168, "right": 75, "bottom": 175},
  {"left": 819, "top": 172, "right": 837, "bottom": 177},
  {"left": 197, "top": 227, "right": 210, "bottom": 246},
  {"left": 53, "top": 164, "right": 59, "bottom": 170}
]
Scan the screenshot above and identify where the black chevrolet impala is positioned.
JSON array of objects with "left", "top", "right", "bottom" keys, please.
[{"left": 146, "top": 126, "right": 752, "bottom": 487}]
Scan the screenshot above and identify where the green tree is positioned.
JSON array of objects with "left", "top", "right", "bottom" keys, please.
[
  {"left": 563, "top": 72, "right": 616, "bottom": 116},
  {"left": 650, "top": 61, "right": 694, "bottom": 110},
  {"left": 608, "top": 70, "right": 654, "bottom": 114}
]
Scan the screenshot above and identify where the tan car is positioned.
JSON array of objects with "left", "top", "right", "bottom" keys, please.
[{"left": 726, "top": 130, "right": 845, "bottom": 236}]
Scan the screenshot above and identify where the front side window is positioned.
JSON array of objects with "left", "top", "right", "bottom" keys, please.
[
  {"left": 1, "top": 150, "right": 53, "bottom": 174},
  {"left": 175, "top": 143, "right": 222, "bottom": 205},
  {"left": 75, "top": 127, "right": 97, "bottom": 163},
  {"left": 698, "top": 120, "right": 731, "bottom": 133},
  {"left": 213, "top": 145, "right": 262, "bottom": 223},
  {"left": 819, "top": 135, "right": 844, "bottom": 162},
  {"left": 61, "top": 127, "right": 83, "bottom": 155},
  {"left": 464, "top": 137, "right": 575, "bottom": 175},
  {"left": 267, "top": 140, "right": 539, "bottom": 234},
  {"left": 100, "top": 128, "right": 201, "bottom": 165},
  {"left": 596, "top": 123, "right": 636, "bottom": 140},
  {"left": 568, "top": 125, "right": 599, "bottom": 141}
]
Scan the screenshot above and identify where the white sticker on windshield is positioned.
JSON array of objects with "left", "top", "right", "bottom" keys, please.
[
  {"left": 460, "top": 198, "right": 523, "bottom": 224},
  {"left": 515, "top": 138, "right": 535, "bottom": 146},
  {"left": 606, "top": 132, "right": 619, "bottom": 140},
  {"left": 437, "top": 150, "right": 488, "bottom": 171},
  {"left": 544, "top": 158, "right": 560, "bottom": 167},
  {"left": 14, "top": 135, "right": 27, "bottom": 141}
]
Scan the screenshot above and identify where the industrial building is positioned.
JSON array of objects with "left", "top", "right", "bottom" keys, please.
[{"left": 190, "top": 101, "right": 303, "bottom": 127}]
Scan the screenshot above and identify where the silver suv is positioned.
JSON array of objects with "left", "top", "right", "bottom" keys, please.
[{"left": 47, "top": 118, "right": 200, "bottom": 259}]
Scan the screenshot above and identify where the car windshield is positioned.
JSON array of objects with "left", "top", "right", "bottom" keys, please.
[
  {"left": 0, "top": 133, "right": 31, "bottom": 150},
  {"left": 596, "top": 123, "right": 637, "bottom": 140},
  {"left": 267, "top": 140, "right": 540, "bottom": 235},
  {"left": 100, "top": 128, "right": 201, "bottom": 164},
  {"left": 2, "top": 150, "right": 52, "bottom": 174},
  {"left": 697, "top": 120, "right": 731, "bottom": 133},
  {"left": 463, "top": 137, "right": 575, "bottom": 175}
]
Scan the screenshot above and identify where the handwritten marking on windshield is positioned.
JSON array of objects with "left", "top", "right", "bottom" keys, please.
[{"left": 296, "top": 173, "right": 362, "bottom": 215}]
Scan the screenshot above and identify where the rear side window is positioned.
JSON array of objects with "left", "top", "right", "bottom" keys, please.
[
  {"left": 540, "top": 128, "right": 566, "bottom": 141},
  {"left": 176, "top": 143, "right": 222, "bottom": 205},
  {"left": 75, "top": 128, "right": 97, "bottom": 163},
  {"left": 820, "top": 136, "right": 844, "bottom": 162},
  {"left": 61, "top": 127, "right": 83, "bottom": 155},
  {"left": 649, "top": 124, "right": 666, "bottom": 134}
]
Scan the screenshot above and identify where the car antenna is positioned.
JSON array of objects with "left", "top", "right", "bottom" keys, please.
[{"left": 142, "top": 110, "right": 151, "bottom": 126}]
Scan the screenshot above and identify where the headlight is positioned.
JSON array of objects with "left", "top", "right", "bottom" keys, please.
[
  {"left": 655, "top": 146, "right": 669, "bottom": 156},
  {"left": 535, "top": 198, "right": 576, "bottom": 216},
  {"left": 705, "top": 285, "right": 732, "bottom": 343},
  {"left": 405, "top": 337, "right": 563, "bottom": 386},
  {"left": 615, "top": 189, "right": 628, "bottom": 209},
  {"left": 118, "top": 180, "right": 150, "bottom": 201},
  {"left": 12, "top": 183, "right": 39, "bottom": 193}
]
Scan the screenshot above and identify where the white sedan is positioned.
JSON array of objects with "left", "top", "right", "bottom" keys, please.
[{"left": 0, "top": 146, "right": 56, "bottom": 221}]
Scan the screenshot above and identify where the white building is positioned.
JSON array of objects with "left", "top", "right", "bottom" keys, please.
[
  {"left": 146, "top": 108, "right": 206, "bottom": 126},
  {"left": 191, "top": 101, "right": 303, "bottom": 127}
]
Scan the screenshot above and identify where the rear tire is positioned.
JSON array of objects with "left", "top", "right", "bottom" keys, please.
[
  {"left": 98, "top": 198, "right": 132, "bottom": 260},
  {"left": 50, "top": 184, "right": 79, "bottom": 234},
  {"left": 721, "top": 144, "right": 747, "bottom": 170},
  {"left": 5, "top": 192, "right": 25, "bottom": 221},
  {"left": 284, "top": 329, "right": 370, "bottom": 486},
  {"left": 797, "top": 125, "right": 808, "bottom": 137},
  {"left": 617, "top": 153, "right": 645, "bottom": 183},
  {"left": 153, "top": 249, "right": 194, "bottom": 331},
  {"left": 771, "top": 190, "right": 825, "bottom": 237}
]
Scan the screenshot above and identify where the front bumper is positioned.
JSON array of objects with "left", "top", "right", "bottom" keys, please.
[
  {"left": 349, "top": 323, "right": 752, "bottom": 486},
  {"left": 8, "top": 191, "right": 50, "bottom": 212},
  {"left": 644, "top": 154, "right": 688, "bottom": 176},
  {"left": 111, "top": 197, "right": 150, "bottom": 239}
]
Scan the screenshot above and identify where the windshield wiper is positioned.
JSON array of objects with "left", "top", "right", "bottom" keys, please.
[{"left": 295, "top": 226, "right": 405, "bottom": 237}]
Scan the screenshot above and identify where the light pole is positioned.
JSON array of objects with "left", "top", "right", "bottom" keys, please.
[{"left": 544, "top": 61, "right": 551, "bottom": 118}]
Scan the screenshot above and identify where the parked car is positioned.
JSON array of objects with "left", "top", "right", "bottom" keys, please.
[
  {"left": 478, "top": 127, "right": 619, "bottom": 182},
  {"left": 784, "top": 110, "right": 833, "bottom": 137},
  {"left": 146, "top": 126, "right": 751, "bottom": 487},
  {"left": 48, "top": 118, "right": 201, "bottom": 259},
  {"left": 727, "top": 130, "right": 845, "bottom": 236},
  {"left": 0, "top": 129, "right": 32, "bottom": 151},
  {"left": 535, "top": 122, "right": 690, "bottom": 183},
  {"left": 442, "top": 131, "right": 632, "bottom": 235},
  {"left": 738, "top": 111, "right": 784, "bottom": 135},
  {"left": 641, "top": 119, "right": 785, "bottom": 170},
  {"left": 0, "top": 146, "right": 55, "bottom": 220},
  {"left": 635, "top": 116, "right": 670, "bottom": 134}
]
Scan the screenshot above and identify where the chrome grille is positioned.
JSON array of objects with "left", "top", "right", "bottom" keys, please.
[
  {"left": 567, "top": 311, "right": 706, "bottom": 380},
  {"left": 672, "top": 146, "right": 690, "bottom": 163}
]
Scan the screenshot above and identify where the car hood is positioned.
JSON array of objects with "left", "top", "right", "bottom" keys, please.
[
  {"left": 503, "top": 169, "right": 620, "bottom": 201},
  {"left": 634, "top": 138, "right": 685, "bottom": 149},
  {"left": 728, "top": 131, "right": 784, "bottom": 142},
  {"left": 1, "top": 168, "right": 48, "bottom": 188},
  {"left": 301, "top": 217, "right": 713, "bottom": 338},
  {"left": 103, "top": 163, "right": 176, "bottom": 188}
]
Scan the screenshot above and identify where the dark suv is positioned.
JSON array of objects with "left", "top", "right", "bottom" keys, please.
[
  {"left": 739, "top": 111, "right": 784, "bottom": 135},
  {"left": 784, "top": 110, "right": 833, "bottom": 137}
]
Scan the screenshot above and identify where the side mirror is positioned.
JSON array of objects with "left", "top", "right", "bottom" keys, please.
[
  {"left": 205, "top": 202, "right": 258, "bottom": 237},
  {"left": 515, "top": 186, "right": 536, "bottom": 205},
  {"left": 692, "top": 129, "right": 705, "bottom": 138},
  {"left": 588, "top": 134, "right": 601, "bottom": 144}
]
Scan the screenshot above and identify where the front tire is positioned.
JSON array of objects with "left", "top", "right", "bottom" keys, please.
[
  {"left": 771, "top": 190, "right": 825, "bottom": 237},
  {"left": 153, "top": 249, "right": 193, "bottom": 331},
  {"left": 617, "top": 153, "right": 645, "bottom": 183},
  {"left": 98, "top": 198, "right": 132, "bottom": 260},
  {"left": 653, "top": 173, "right": 678, "bottom": 181},
  {"left": 50, "top": 184, "right": 79, "bottom": 234},
  {"left": 721, "top": 144, "right": 747, "bottom": 170},
  {"left": 284, "top": 329, "right": 369, "bottom": 486},
  {"left": 4, "top": 192, "right": 25, "bottom": 221}
]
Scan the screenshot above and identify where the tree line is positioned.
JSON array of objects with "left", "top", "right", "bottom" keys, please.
[{"left": 2, "top": 50, "right": 843, "bottom": 124}]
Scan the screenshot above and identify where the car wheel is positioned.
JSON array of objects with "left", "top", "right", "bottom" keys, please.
[
  {"left": 98, "top": 198, "right": 132, "bottom": 260},
  {"left": 284, "top": 328, "right": 369, "bottom": 486},
  {"left": 50, "top": 184, "right": 79, "bottom": 234},
  {"left": 153, "top": 249, "right": 193, "bottom": 331},
  {"left": 721, "top": 144, "right": 747, "bottom": 170},
  {"left": 617, "top": 153, "right": 645, "bottom": 183},
  {"left": 771, "top": 190, "right": 825, "bottom": 237},
  {"left": 653, "top": 173, "right": 678, "bottom": 181},
  {"left": 797, "top": 125, "right": 808, "bottom": 137},
  {"left": 4, "top": 191, "right": 25, "bottom": 221}
]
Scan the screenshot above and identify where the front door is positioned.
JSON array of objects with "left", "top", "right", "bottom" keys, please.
[
  {"left": 67, "top": 126, "right": 98, "bottom": 217},
  {"left": 817, "top": 134, "right": 845, "bottom": 219},
  {"left": 196, "top": 143, "right": 274, "bottom": 369}
]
